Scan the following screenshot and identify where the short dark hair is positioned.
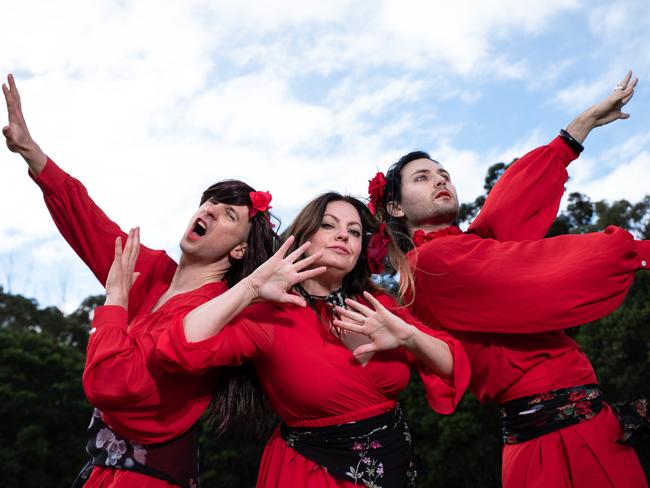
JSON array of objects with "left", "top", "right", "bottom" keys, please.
[{"left": 382, "top": 151, "right": 437, "bottom": 253}]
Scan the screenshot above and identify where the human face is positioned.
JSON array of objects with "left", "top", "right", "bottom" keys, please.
[
  {"left": 392, "top": 158, "right": 459, "bottom": 229},
  {"left": 179, "top": 199, "right": 252, "bottom": 264},
  {"left": 306, "top": 200, "right": 363, "bottom": 276}
]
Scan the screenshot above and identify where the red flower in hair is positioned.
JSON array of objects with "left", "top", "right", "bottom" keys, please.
[
  {"left": 367, "top": 223, "right": 390, "bottom": 274},
  {"left": 249, "top": 191, "right": 273, "bottom": 218},
  {"left": 367, "top": 172, "right": 386, "bottom": 216}
]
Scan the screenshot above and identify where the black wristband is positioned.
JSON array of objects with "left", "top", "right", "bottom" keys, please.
[{"left": 559, "top": 129, "right": 584, "bottom": 155}]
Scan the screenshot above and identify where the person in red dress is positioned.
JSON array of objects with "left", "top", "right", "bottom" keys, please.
[
  {"left": 367, "top": 71, "right": 649, "bottom": 487},
  {"left": 2, "top": 74, "right": 278, "bottom": 488},
  {"left": 156, "top": 193, "right": 471, "bottom": 487}
]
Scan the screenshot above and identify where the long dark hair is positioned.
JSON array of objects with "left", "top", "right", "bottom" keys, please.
[
  {"left": 284, "top": 192, "right": 413, "bottom": 304},
  {"left": 199, "top": 179, "right": 278, "bottom": 436}
]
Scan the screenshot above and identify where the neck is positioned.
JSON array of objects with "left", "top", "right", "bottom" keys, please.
[
  {"left": 170, "top": 254, "right": 231, "bottom": 294},
  {"left": 301, "top": 274, "right": 344, "bottom": 296},
  {"left": 408, "top": 221, "right": 454, "bottom": 236}
]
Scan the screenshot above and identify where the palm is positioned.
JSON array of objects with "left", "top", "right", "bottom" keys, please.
[{"left": 249, "top": 236, "right": 326, "bottom": 305}]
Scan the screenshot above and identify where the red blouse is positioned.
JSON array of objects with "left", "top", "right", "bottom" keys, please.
[
  {"left": 32, "top": 159, "right": 225, "bottom": 443},
  {"left": 157, "top": 294, "right": 471, "bottom": 425},
  {"left": 408, "top": 137, "right": 649, "bottom": 403}
]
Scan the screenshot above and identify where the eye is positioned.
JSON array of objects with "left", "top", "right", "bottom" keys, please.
[
  {"left": 349, "top": 229, "right": 361, "bottom": 238},
  {"left": 321, "top": 222, "right": 334, "bottom": 229},
  {"left": 415, "top": 174, "right": 427, "bottom": 182},
  {"left": 227, "top": 211, "right": 236, "bottom": 221}
]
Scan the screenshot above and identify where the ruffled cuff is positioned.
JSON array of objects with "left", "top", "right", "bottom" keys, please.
[
  {"left": 90, "top": 305, "right": 128, "bottom": 333},
  {"left": 549, "top": 135, "right": 580, "bottom": 167},
  {"left": 29, "top": 157, "right": 68, "bottom": 195},
  {"left": 416, "top": 336, "right": 471, "bottom": 415}
]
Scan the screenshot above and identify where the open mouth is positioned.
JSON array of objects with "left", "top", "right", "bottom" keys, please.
[
  {"left": 435, "top": 191, "right": 452, "bottom": 199},
  {"left": 192, "top": 219, "right": 207, "bottom": 237}
]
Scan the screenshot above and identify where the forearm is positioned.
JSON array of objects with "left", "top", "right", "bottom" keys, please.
[
  {"left": 183, "top": 277, "right": 257, "bottom": 342},
  {"left": 19, "top": 140, "right": 47, "bottom": 176},
  {"left": 403, "top": 328, "right": 453, "bottom": 379},
  {"left": 565, "top": 111, "right": 598, "bottom": 144}
]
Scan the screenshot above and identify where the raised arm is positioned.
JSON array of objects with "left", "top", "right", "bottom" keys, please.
[
  {"left": 2, "top": 74, "right": 172, "bottom": 288},
  {"left": 470, "top": 71, "right": 638, "bottom": 241},
  {"left": 181, "top": 236, "right": 326, "bottom": 342},
  {"left": 411, "top": 228, "right": 649, "bottom": 334}
]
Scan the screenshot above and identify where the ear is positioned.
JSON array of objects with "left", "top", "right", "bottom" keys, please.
[
  {"left": 229, "top": 242, "right": 248, "bottom": 261},
  {"left": 386, "top": 200, "right": 405, "bottom": 218}
]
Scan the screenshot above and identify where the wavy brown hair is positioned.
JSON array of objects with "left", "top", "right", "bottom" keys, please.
[{"left": 284, "top": 192, "right": 414, "bottom": 303}]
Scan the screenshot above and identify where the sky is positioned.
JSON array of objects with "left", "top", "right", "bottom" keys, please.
[{"left": 1, "top": 0, "right": 649, "bottom": 312}]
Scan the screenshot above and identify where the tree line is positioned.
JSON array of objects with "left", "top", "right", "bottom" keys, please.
[{"left": 1, "top": 161, "right": 648, "bottom": 486}]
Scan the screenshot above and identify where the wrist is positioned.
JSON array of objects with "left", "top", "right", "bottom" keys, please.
[
  {"left": 104, "top": 292, "right": 127, "bottom": 308},
  {"left": 399, "top": 322, "right": 418, "bottom": 349},
  {"left": 566, "top": 111, "right": 596, "bottom": 144},
  {"left": 22, "top": 142, "right": 47, "bottom": 175},
  {"left": 242, "top": 275, "right": 261, "bottom": 302}
]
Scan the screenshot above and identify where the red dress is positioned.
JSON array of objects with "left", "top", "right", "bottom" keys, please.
[
  {"left": 408, "top": 137, "right": 649, "bottom": 487},
  {"left": 156, "top": 294, "right": 471, "bottom": 487},
  {"left": 33, "top": 159, "right": 226, "bottom": 488}
]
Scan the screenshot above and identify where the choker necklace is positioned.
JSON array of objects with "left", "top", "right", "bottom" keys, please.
[{"left": 295, "top": 285, "right": 347, "bottom": 310}]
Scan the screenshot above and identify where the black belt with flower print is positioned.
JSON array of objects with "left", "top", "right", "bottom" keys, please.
[
  {"left": 71, "top": 408, "right": 200, "bottom": 488},
  {"left": 280, "top": 404, "right": 417, "bottom": 487},
  {"left": 500, "top": 384, "right": 603, "bottom": 444}
]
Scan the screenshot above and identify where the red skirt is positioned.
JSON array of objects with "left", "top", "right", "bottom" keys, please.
[
  {"left": 256, "top": 426, "right": 359, "bottom": 487},
  {"left": 502, "top": 405, "right": 647, "bottom": 487}
]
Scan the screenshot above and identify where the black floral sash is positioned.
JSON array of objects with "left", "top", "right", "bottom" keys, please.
[
  {"left": 612, "top": 396, "right": 650, "bottom": 446},
  {"left": 280, "top": 405, "right": 417, "bottom": 487},
  {"left": 500, "top": 384, "right": 603, "bottom": 444},
  {"left": 71, "top": 409, "right": 199, "bottom": 488}
]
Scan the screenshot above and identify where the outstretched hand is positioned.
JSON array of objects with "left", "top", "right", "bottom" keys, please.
[
  {"left": 104, "top": 228, "right": 141, "bottom": 308},
  {"left": 2, "top": 74, "right": 47, "bottom": 173},
  {"left": 333, "top": 291, "right": 415, "bottom": 358},
  {"left": 247, "top": 235, "right": 327, "bottom": 307},
  {"left": 588, "top": 70, "right": 638, "bottom": 127},
  {"left": 567, "top": 70, "right": 639, "bottom": 143}
]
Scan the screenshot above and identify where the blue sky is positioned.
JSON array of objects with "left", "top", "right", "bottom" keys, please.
[{"left": 1, "top": 0, "right": 649, "bottom": 311}]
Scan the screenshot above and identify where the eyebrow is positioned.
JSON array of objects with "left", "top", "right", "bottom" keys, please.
[
  {"left": 410, "top": 167, "right": 450, "bottom": 178},
  {"left": 323, "top": 213, "right": 362, "bottom": 228}
]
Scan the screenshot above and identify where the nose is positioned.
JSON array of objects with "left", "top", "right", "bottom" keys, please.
[
  {"left": 435, "top": 175, "right": 446, "bottom": 187},
  {"left": 335, "top": 229, "right": 349, "bottom": 242},
  {"left": 204, "top": 203, "right": 220, "bottom": 220}
]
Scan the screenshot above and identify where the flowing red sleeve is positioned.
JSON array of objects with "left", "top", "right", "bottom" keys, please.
[
  {"left": 378, "top": 295, "right": 470, "bottom": 414},
  {"left": 83, "top": 305, "right": 159, "bottom": 411},
  {"left": 469, "top": 137, "right": 576, "bottom": 241},
  {"left": 156, "top": 304, "right": 275, "bottom": 374},
  {"left": 411, "top": 227, "right": 649, "bottom": 334},
  {"left": 31, "top": 159, "right": 176, "bottom": 304}
]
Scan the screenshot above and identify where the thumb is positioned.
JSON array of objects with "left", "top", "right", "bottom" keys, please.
[{"left": 354, "top": 344, "right": 377, "bottom": 357}]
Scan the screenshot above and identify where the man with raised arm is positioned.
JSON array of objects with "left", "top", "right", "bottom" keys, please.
[
  {"left": 2, "top": 74, "right": 282, "bottom": 488},
  {"left": 368, "top": 72, "right": 648, "bottom": 487}
]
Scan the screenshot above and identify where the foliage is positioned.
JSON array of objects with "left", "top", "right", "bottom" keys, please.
[{"left": 1, "top": 160, "right": 649, "bottom": 486}]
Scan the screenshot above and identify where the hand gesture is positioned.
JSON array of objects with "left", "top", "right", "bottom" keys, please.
[
  {"left": 333, "top": 291, "right": 415, "bottom": 358},
  {"left": 104, "top": 228, "right": 141, "bottom": 308},
  {"left": 587, "top": 70, "right": 638, "bottom": 128},
  {"left": 247, "top": 235, "right": 327, "bottom": 307},
  {"left": 2, "top": 74, "right": 47, "bottom": 173}
]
